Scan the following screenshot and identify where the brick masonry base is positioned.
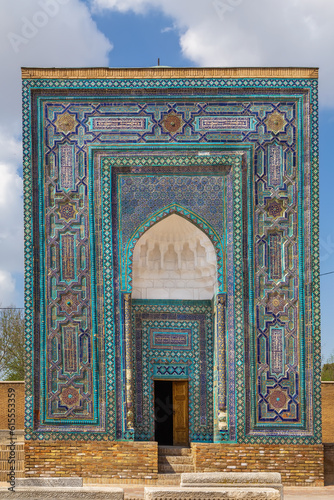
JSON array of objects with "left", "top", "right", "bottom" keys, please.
[
  {"left": 324, "top": 444, "right": 334, "bottom": 486},
  {"left": 24, "top": 441, "right": 158, "bottom": 482},
  {"left": 191, "top": 443, "right": 324, "bottom": 486},
  {"left": 0, "top": 443, "right": 25, "bottom": 482},
  {"left": 24, "top": 441, "right": 324, "bottom": 486}
]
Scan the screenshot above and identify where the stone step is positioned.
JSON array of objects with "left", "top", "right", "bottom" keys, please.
[
  {"left": 158, "top": 446, "right": 194, "bottom": 474},
  {"left": 144, "top": 487, "right": 280, "bottom": 500},
  {"left": 158, "top": 455, "right": 194, "bottom": 465},
  {"left": 158, "top": 446, "right": 192, "bottom": 456},
  {"left": 156, "top": 474, "right": 181, "bottom": 485},
  {"left": 0, "top": 487, "right": 124, "bottom": 499},
  {"left": 16, "top": 478, "right": 83, "bottom": 487},
  {"left": 158, "top": 463, "right": 195, "bottom": 473}
]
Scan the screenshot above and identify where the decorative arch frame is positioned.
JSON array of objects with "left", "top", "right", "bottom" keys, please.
[
  {"left": 102, "top": 149, "right": 244, "bottom": 442},
  {"left": 124, "top": 203, "right": 226, "bottom": 294}
]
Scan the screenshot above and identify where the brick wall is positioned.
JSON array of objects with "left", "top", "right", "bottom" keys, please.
[
  {"left": 324, "top": 444, "right": 334, "bottom": 486},
  {"left": 0, "top": 382, "right": 24, "bottom": 430},
  {"left": 25, "top": 441, "right": 158, "bottom": 482},
  {"left": 0, "top": 444, "right": 25, "bottom": 482},
  {"left": 24, "top": 440, "right": 324, "bottom": 486},
  {"left": 1, "top": 381, "right": 332, "bottom": 485},
  {"left": 0, "top": 382, "right": 25, "bottom": 482},
  {"left": 191, "top": 443, "right": 324, "bottom": 486},
  {"left": 322, "top": 382, "right": 334, "bottom": 443}
]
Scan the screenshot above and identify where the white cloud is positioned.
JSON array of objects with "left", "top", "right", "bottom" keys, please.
[
  {"left": 93, "top": 0, "right": 334, "bottom": 106},
  {"left": 92, "top": 0, "right": 150, "bottom": 13},
  {"left": 161, "top": 26, "right": 174, "bottom": 34},
  {"left": 0, "top": 132, "right": 24, "bottom": 305},
  {"left": 0, "top": 270, "right": 16, "bottom": 307},
  {"left": 0, "top": 0, "right": 112, "bottom": 306},
  {"left": 0, "top": 161, "right": 23, "bottom": 274},
  {"left": 1, "top": 0, "right": 112, "bottom": 131}
]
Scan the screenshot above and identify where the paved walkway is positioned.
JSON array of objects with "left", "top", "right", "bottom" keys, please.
[
  {"left": 118, "top": 484, "right": 334, "bottom": 499},
  {"left": 283, "top": 486, "right": 334, "bottom": 499},
  {"left": 1, "top": 481, "right": 334, "bottom": 498}
]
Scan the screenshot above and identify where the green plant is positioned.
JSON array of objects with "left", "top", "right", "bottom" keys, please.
[{"left": 0, "top": 306, "right": 24, "bottom": 380}]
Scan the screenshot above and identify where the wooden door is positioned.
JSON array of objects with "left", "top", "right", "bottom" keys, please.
[{"left": 173, "top": 381, "right": 189, "bottom": 446}]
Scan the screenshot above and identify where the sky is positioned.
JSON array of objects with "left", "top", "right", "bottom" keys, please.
[{"left": 1, "top": 0, "right": 334, "bottom": 359}]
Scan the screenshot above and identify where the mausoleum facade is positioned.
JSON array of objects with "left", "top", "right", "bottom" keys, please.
[{"left": 22, "top": 67, "right": 323, "bottom": 484}]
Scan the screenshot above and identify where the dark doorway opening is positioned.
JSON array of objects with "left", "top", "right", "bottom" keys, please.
[{"left": 154, "top": 380, "right": 173, "bottom": 445}]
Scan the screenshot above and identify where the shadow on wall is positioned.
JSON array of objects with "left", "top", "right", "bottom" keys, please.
[{"left": 324, "top": 444, "right": 334, "bottom": 486}]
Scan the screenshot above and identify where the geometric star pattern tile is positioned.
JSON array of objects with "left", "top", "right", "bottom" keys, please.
[{"left": 22, "top": 69, "right": 321, "bottom": 446}]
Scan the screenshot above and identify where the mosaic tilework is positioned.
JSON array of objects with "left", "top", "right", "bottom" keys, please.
[
  {"left": 36, "top": 118, "right": 103, "bottom": 429},
  {"left": 153, "top": 364, "right": 189, "bottom": 378},
  {"left": 118, "top": 175, "right": 226, "bottom": 291},
  {"left": 132, "top": 300, "right": 214, "bottom": 442},
  {"left": 107, "top": 153, "right": 237, "bottom": 440},
  {"left": 22, "top": 73, "right": 321, "bottom": 444},
  {"left": 150, "top": 329, "right": 192, "bottom": 350}
]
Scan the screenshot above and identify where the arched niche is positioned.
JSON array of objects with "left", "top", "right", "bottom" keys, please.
[{"left": 132, "top": 214, "right": 218, "bottom": 300}]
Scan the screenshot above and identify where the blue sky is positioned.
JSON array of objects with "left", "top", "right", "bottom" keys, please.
[
  {"left": 1, "top": 0, "right": 334, "bottom": 360},
  {"left": 92, "top": 8, "right": 189, "bottom": 68}
]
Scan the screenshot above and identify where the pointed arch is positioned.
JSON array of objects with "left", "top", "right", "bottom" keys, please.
[{"left": 122, "top": 204, "right": 226, "bottom": 293}]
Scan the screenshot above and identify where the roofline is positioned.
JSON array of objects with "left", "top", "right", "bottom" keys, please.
[{"left": 21, "top": 67, "right": 319, "bottom": 80}]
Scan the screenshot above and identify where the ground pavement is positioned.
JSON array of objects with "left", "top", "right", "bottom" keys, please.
[
  {"left": 1, "top": 482, "right": 334, "bottom": 498},
  {"left": 111, "top": 484, "right": 334, "bottom": 499}
]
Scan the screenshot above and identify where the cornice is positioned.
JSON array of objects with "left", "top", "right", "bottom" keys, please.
[{"left": 21, "top": 67, "right": 319, "bottom": 80}]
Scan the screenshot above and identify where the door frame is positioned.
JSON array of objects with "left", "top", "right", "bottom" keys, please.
[{"left": 153, "top": 378, "right": 189, "bottom": 446}]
